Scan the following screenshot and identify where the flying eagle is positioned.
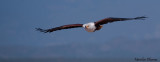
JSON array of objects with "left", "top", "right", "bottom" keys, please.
[{"left": 36, "top": 16, "right": 147, "bottom": 33}]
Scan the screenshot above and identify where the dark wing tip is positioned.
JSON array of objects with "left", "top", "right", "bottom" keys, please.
[
  {"left": 134, "top": 16, "right": 148, "bottom": 20},
  {"left": 35, "top": 28, "right": 50, "bottom": 33}
]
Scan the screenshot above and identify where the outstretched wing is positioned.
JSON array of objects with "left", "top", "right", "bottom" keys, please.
[
  {"left": 95, "top": 16, "right": 147, "bottom": 25},
  {"left": 36, "top": 24, "right": 83, "bottom": 33}
]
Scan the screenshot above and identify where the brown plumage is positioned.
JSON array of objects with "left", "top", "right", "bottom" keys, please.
[
  {"left": 95, "top": 16, "right": 147, "bottom": 26},
  {"left": 36, "top": 24, "right": 82, "bottom": 33},
  {"left": 36, "top": 16, "right": 147, "bottom": 33}
]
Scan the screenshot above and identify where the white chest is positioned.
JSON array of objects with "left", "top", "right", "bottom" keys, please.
[{"left": 83, "top": 22, "right": 96, "bottom": 32}]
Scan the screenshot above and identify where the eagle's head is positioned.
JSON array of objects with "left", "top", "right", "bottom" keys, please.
[{"left": 83, "top": 22, "right": 96, "bottom": 32}]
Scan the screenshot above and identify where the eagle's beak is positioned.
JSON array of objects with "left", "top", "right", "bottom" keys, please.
[{"left": 85, "top": 25, "right": 89, "bottom": 28}]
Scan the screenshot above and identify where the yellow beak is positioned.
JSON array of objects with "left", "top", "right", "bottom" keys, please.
[{"left": 86, "top": 25, "right": 89, "bottom": 28}]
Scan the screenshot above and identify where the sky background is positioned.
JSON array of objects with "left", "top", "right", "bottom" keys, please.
[{"left": 0, "top": 0, "right": 160, "bottom": 59}]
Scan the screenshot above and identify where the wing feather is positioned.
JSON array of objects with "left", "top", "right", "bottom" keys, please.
[
  {"left": 95, "top": 16, "right": 147, "bottom": 25},
  {"left": 36, "top": 24, "right": 83, "bottom": 33}
]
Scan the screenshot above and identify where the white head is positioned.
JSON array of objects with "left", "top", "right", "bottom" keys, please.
[{"left": 83, "top": 22, "right": 96, "bottom": 32}]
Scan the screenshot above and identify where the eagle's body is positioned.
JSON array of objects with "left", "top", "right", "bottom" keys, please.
[
  {"left": 83, "top": 22, "right": 96, "bottom": 32},
  {"left": 36, "top": 16, "right": 147, "bottom": 33}
]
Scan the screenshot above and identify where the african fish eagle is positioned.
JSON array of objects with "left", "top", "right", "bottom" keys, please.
[{"left": 36, "top": 16, "right": 147, "bottom": 33}]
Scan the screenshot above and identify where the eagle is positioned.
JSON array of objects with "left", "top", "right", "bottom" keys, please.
[{"left": 36, "top": 16, "right": 147, "bottom": 33}]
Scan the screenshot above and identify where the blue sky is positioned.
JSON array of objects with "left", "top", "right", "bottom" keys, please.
[{"left": 0, "top": 0, "right": 160, "bottom": 58}]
